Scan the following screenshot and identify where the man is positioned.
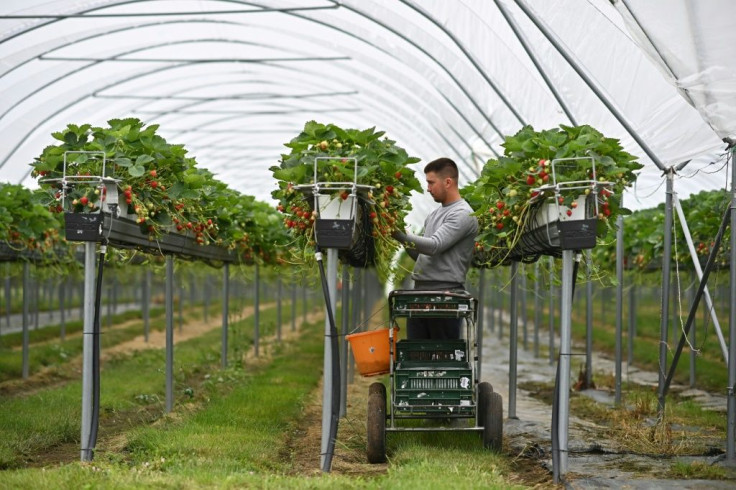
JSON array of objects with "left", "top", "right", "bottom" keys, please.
[{"left": 392, "top": 158, "right": 478, "bottom": 339}]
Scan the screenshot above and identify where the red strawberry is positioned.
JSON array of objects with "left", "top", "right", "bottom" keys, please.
[
  {"left": 340, "top": 191, "right": 349, "bottom": 200},
  {"left": 496, "top": 222, "right": 504, "bottom": 230},
  {"left": 79, "top": 196, "right": 88, "bottom": 206},
  {"left": 566, "top": 210, "right": 572, "bottom": 217},
  {"left": 526, "top": 175, "right": 536, "bottom": 185},
  {"left": 394, "top": 171, "right": 402, "bottom": 179},
  {"left": 150, "top": 181, "right": 158, "bottom": 188},
  {"left": 385, "top": 185, "right": 394, "bottom": 194},
  {"left": 150, "top": 169, "right": 157, "bottom": 178},
  {"left": 496, "top": 201, "right": 505, "bottom": 210}
]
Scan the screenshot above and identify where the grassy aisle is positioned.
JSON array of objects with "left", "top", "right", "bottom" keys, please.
[{"left": 2, "top": 303, "right": 527, "bottom": 488}]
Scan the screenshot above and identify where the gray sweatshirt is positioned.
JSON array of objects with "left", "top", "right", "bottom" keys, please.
[{"left": 397, "top": 199, "right": 478, "bottom": 287}]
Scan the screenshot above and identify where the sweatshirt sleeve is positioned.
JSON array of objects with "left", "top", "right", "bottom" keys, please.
[{"left": 400, "top": 209, "right": 476, "bottom": 256}]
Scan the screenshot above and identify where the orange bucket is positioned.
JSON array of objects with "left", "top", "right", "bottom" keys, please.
[{"left": 346, "top": 327, "right": 398, "bottom": 377}]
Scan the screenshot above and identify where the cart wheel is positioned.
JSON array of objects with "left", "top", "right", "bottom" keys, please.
[
  {"left": 369, "top": 382, "right": 387, "bottom": 399},
  {"left": 476, "top": 382, "right": 493, "bottom": 429},
  {"left": 482, "top": 392, "right": 503, "bottom": 452},
  {"left": 367, "top": 390, "right": 387, "bottom": 463}
]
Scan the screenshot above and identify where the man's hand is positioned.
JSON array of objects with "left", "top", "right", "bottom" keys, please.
[{"left": 391, "top": 228, "right": 407, "bottom": 242}]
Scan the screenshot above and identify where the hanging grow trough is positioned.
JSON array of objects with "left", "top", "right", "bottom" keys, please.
[
  {"left": 41, "top": 151, "right": 120, "bottom": 243},
  {"left": 519, "top": 157, "right": 609, "bottom": 255},
  {"left": 296, "top": 157, "right": 374, "bottom": 250}
]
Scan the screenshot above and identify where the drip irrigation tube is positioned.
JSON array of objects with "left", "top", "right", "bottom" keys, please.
[
  {"left": 88, "top": 241, "right": 106, "bottom": 457},
  {"left": 315, "top": 247, "right": 341, "bottom": 472}
]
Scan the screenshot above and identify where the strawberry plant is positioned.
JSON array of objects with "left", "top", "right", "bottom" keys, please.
[
  {"left": 462, "top": 124, "right": 642, "bottom": 266},
  {"left": 30, "top": 119, "right": 288, "bottom": 265},
  {"left": 593, "top": 189, "right": 731, "bottom": 272},
  {"left": 270, "top": 121, "right": 421, "bottom": 278},
  {"left": 0, "top": 183, "right": 64, "bottom": 259}
]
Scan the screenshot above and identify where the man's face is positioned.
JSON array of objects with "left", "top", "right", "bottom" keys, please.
[{"left": 425, "top": 171, "right": 447, "bottom": 203}]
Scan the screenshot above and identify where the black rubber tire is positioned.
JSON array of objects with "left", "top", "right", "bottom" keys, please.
[
  {"left": 369, "top": 382, "right": 387, "bottom": 399},
  {"left": 482, "top": 392, "right": 503, "bottom": 452},
  {"left": 476, "top": 382, "right": 493, "bottom": 429},
  {"left": 367, "top": 391, "right": 387, "bottom": 463}
]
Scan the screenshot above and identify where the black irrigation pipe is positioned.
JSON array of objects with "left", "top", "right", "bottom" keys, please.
[{"left": 87, "top": 240, "right": 107, "bottom": 457}]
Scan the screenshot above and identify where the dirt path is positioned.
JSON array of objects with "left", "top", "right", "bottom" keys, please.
[{"left": 480, "top": 315, "right": 736, "bottom": 488}]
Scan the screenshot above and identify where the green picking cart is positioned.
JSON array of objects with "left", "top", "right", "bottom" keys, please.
[{"left": 366, "top": 289, "right": 503, "bottom": 464}]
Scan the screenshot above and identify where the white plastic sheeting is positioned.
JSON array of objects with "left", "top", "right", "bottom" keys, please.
[{"left": 0, "top": 0, "right": 733, "bottom": 223}]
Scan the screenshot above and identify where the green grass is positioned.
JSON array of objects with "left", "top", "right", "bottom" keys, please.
[
  {"left": 1, "top": 300, "right": 523, "bottom": 489},
  {"left": 0, "top": 301, "right": 278, "bottom": 469}
]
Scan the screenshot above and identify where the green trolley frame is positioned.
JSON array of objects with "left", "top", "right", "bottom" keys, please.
[{"left": 365, "top": 289, "right": 503, "bottom": 464}]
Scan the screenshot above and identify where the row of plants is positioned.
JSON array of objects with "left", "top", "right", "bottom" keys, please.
[
  {"left": 28, "top": 118, "right": 289, "bottom": 265},
  {"left": 0, "top": 183, "right": 69, "bottom": 261},
  {"left": 462, "top": 124, "right": 643, "bottom": 267},
  {"left": 593, "top": 188, "right": 732, "bottom": 272},
  {"left": 270, "top": 121, "right": 422, "bottom": 279}
]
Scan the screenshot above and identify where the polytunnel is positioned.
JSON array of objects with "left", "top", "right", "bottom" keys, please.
[
  {"left": 1, "top": 0, "right": 734, "bottom": 217},
  {"left": 1, "top": 0, "right": 736, "bottom": 485}
]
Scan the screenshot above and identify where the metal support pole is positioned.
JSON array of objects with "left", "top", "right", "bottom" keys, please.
[
  {"left": 4, "top": 267, "right": 10, "bottom": 330},
  {"left": 549, "top": 256, "right": 555, "bottom": 365},
  {"left": 658, "top": 169, "right": 674, "bottom": 411},
  {"left": 221, "top": 263, "right": 229, "bottom": 369},
  {"left": 178, "top": 282, "right": 183, "bottom": 334},
  {"left": 254, "top": 263, "right": 260, "bottom": 357},
  {"left": 106, "top": 281, "right": 112, "bottom": 330},
  {"left": 340, "top": 265, "right": 349, "bottom": 417},
  {"left": 497, "top": 275, "right": 504, "bottom": 341},
  {"left": 520, "top": 266, "right": 528, "bottom": 350},
  {"left": 321, "top": 248, "right": 338, "bottom": 469},
  {"left": 585, "top": 250, "right": 593, "bottom": 388},
  {"left": 59, "top": 280, "right": 66, "bottom": 341},
  {"left": 143, "top": 269, "right": 150, "bottom": 342},
  {"left": 302, "top": 281, "right": 307, "bottom": 324},
  {"left": 615, "top": 215, "right": 624, "bottom": 405},
  {"left": 21, "top": 262, "right": 30, "bottom": 379},
  {"left": 33, "top": 276, "right": 38, "bottom": 330},
  {"left": 165, "top": 255, "right": 174, "bottom": 413},
  {"left": 557, "top": 249, "right": 574, "bottom": 478},
  {"left": 350, "top": 268, "right": 361, "bottom": 384},
  {"left": 204, "top": 275, "right": 210, "bottom": 324},
  {"left": 509, "top": 261, "right": 519, "bottom": 419},
  {"left": 291, "top": 281, "right": 297, "bottom": 332},
  {"left": 727, "top": 145, "right": 736, "bottom": 460},
  {"left": 477, "top": 268, "right": 485, "bottom": 382},
  {"left": 628, "top": 284, "right": 636, "bottom": 365},
  {"left": 80, "top": 242, "right": 96, "bottom": 461},
  {"left": 277, "top": 275, "right": 283, "bottom": 342},
  {"left": 489, "top": 270, "right": 496, "bottom": 334},
  {"left": 534, "top": 262, "right": 541, "bottom": 358}
]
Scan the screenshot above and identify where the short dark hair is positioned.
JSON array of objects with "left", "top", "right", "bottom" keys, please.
[{"left": 424, "top": 157, "right": 458, "bottom": 181}]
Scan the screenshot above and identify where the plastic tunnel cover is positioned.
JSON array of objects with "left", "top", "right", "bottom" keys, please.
[{"left": 0, "top": 0, "right": 733, "bottom": 228}]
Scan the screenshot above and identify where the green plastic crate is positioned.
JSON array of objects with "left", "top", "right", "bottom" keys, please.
[
  {"left": 389, "top": 290, "right": 476, "bottom": 319},
  {"left": 394, "top": 367, "right": 474, "bottom": 414},
  {"left": 396, "top": 339, "right": 468, "bottom": 365}
]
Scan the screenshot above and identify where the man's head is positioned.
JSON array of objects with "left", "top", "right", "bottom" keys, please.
[{"left": 424, "top": 157, "right": 460, "bottom": 204}]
